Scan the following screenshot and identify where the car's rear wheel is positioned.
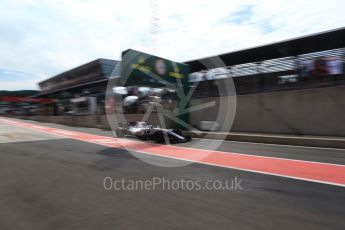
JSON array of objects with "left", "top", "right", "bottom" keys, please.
[{"left": 115, "top": 128, "right": 125, "bottom": 137}]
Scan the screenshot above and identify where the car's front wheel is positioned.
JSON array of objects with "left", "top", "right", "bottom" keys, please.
[{"left": 152, "top": 132, "right": 164, "bottom": 143}]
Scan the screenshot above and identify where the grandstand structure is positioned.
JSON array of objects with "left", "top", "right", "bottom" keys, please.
[
  {"left": 32, "top": 59, "right": 119, "bottom": 115},
  {"left": 31, "top": 27, "right": 345, "bottom": 114},
  {"left": 185, "top": 27, "right": 345, "bottom": 97}
]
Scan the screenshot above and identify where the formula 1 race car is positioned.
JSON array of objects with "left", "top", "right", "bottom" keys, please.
[{"left": 115, "top": 121, "right": 191, "bottom": 144}]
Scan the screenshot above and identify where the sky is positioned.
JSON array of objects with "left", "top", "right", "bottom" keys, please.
[{"left": 0, "top": 0, "right": 344, "bottom": 90}]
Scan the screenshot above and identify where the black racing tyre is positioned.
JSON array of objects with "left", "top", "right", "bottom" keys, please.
[
  {"left": 152, "top": 132, "right": 164, "bottom": 143},
  {"left": 115, "top": 128, "right": 125, "bottom": 137},
  {"left": 136, "top": 135, "right": 146, "bottom": 140}
]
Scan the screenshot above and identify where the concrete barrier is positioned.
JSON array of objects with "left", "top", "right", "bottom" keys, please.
[
  {"left": 9, "top": 85, "right": 345, "bottom": 148},
  {"left": 9, "top": 114, "right": 345, "bottom": 148},
  {"left": 18, "top": 85, "right": 345, "bottom": 137},
  {"left": 14, "top": 113, "right": 173, "bottom": 131},
  {"left": 190, "top": 85, "right": 345, "bottom": 137}
]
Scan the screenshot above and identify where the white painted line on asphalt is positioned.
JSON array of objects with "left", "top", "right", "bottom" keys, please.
[{"left": 194, "top": 137, "right": 345, "bottom": 151}]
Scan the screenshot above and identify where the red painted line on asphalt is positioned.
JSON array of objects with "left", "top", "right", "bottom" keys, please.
[{"left": 1, "top": 118, "right": 345, "bottom": 187}]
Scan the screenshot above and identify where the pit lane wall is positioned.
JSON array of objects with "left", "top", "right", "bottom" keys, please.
[
  {"left": 12, "top": 85, "right": 345, "bottom": 137},
  {"left": 190, "top": 85, "right": 345, "bottom": 136},
  {"left": 13, "top": 113, "right": 174, "bottom": 131}
]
